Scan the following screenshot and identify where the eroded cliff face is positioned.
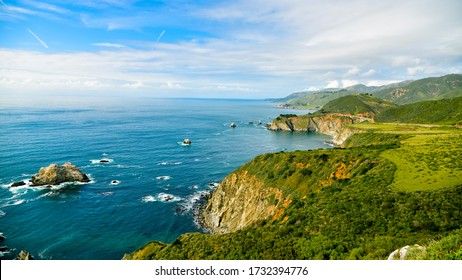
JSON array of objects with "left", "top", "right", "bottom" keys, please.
[
  {"left": 268, "top": 114, "right": 370, "bottom": 146},
  {"left": 201, "top": 170, "right": 286, "bottom": 234}
]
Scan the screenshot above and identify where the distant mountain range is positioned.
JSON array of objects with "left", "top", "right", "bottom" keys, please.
[{"left": 276, "top": 74, "right": 462, "bottom": 109}]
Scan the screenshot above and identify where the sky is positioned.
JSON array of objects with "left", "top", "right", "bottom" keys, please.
[{"left": 1, "top": 0, "right": 462, "bottom": 100}]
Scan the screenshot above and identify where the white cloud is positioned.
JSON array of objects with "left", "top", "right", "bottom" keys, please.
[
  {"left": 326, "top": 79, "right": 359, "bottom": 88},
  {"left": 362, "top": 69, "right": 377, "bottom": 77},
  {"left": 346, "top": 67, "right": 361, "bottom": 76},
  {"left": 160, "top": 81, "right": 185, "bottom": 89},
  {"left": 326, "top": 80, "right": 340, "bottom": 88},
  {"left": 2, "top": 0, "right": 462, "bottom": 98},
  {"left": 341, "top": 80, "right": 359, "bottom": 88},
  {"left": 366, "top": 80, "right": 401, "bottom": 87},
  {"left": 306, "top": 86, "right": 320, "bottom": 91},
  {"left": 93, "top": 43, "right": 127, "bottom": 48},
  {"left": 122, "top": 81, "right": 144, "bottom": 89}
]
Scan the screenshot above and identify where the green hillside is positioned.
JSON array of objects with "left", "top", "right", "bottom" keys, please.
[
  {"left": 376, "top": 96, "right": 462, "bottom": 125},
  {"left": 125, "top": 125, "right": 462, "bottom": 260},
  {"left": 277, "top": 74, "right": 462, "bottom": 109},
  {"left": 124, "top": 88, "right": 462, "bottom": 260},
  {"left": 374, "top": 74, "right": 462, "bottom": 104},
  {"left": 277, "top": 89, "right": 353, "bottom": 109},
  {"left": 321, "top": 94, "right": 396, "bottom": 115}
]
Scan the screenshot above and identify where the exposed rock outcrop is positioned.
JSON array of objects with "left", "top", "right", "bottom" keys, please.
[
  {"left": 10, "top": 181, "right": 26, "bottom": 187},
  {"left": 201, "top": 170, "right": 287, "bottom": 234},
  {"left": 31, "top": 162, "right": 90, "bottom": 186},
  {"left": 388, "top": 244, "right": 425, "bottom": 260},
  {"left": 267, "top": 114, "right": 371, "bottom": 146},
  {"left": 15, "top": 250, "right": 34, "bottom": 260}
]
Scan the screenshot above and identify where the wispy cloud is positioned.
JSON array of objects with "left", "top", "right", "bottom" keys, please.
[
  {"left": 27, "top": 28, "right": 49, "bottom": 49},
  {"left": 93, "top": 42, "right": 127, "bottom": 48},
  {"left": 156, "top": 30, "right": 166, "bottom": 42},
  {"left": 1, "top": 0, "right": 462, "bottom": 98},
  {"left": 21, "top": 0, "right": 71, "bottom": 15}
]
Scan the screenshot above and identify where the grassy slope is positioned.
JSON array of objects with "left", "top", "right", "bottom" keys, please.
[
  {"left": 374, "top": 74, "right": 462, "bottom": 105},
  {"left": 283, "top": 89, "right": 354, "bottom": 109},
  {"left": 375, "top": 96, "right": 462, "bottom": 124},
  {"left": 348, "top": 123, "right": 462, "bottom": 192},
  {"left": 125, "top": 125, "right": 462, "bottom": 260},
  {"left": 321, "top": 94, "right": 396, "bottom": 115}
]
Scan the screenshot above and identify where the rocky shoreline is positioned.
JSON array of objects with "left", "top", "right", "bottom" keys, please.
[{"left": 267, "top": 113, "right": 371, "bottom": 146}]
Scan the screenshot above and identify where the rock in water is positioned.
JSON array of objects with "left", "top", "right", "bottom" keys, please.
[
  {"left": 31, "top": 162, "right": 90, "bottom": 186},
  {"left": 15, "top": 250, "right": 33, "bottom": 260},
  {"left": 230, "top": 122, "right": 237, "bottom": 128},
  {"left": 183, "top": 138, "right": 191, "bottom": 145},
  {"left": 11, "top": 181, "right": 26, "bottom": 187}
]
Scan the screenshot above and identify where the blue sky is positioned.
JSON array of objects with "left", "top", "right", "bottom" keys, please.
[{"left": 1, "top": 0, "right": 462, "bottom": 100}]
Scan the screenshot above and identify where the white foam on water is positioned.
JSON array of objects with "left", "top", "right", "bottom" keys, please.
[
  {"left": 207, "top": 182, "right": 220, "bottom": 189},
  {"left": 100, "top": 192, "right": 113, "bottom": 196},
  {"left": 157, "top": 161, "right": 183, "bottom": 166},
  {"left": 156, "top": 175, "right": 171, "bottom": 180},
  {"left": 157, "top": 193, "right": 182, "bottom": 203},
  {"left": 1, "top": 199, "right": 26, "bottom": 208},
  {"left": 178, "top": 142, "right": 191, "bottom": 146},
  {"left": 90, "top": 158, "right": 114, "bottom": 164},
  {"left": 141, "top": 195, "right": 157, "bottom": 203},
  {"left": 110, "top": 180, "right": 121, "bottom": 185},
  {"left": 179, "top": 190, "right": 210, "bottom": 212},
  {"left": 0, "top": 250, "right": 11, "bottom": 257},
  {"left": 0, "top": 210, "right": 5, "bottom": 217}
]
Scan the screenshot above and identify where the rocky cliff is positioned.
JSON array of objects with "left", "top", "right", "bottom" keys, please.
[
  {"left": 201, "top": 170, "right": 287, "bottom": 234},
  {"left": 267, "top": 114, "right": 370, "bottom": 146}
]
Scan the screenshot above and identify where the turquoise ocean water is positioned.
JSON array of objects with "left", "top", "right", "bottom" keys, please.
[{"left": 0, "top": 98, "right": 330, "bottom": 259}]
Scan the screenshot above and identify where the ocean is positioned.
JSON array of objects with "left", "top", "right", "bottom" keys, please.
[{"left": 0, "top": 98, "right": 330, "bottom": 260}]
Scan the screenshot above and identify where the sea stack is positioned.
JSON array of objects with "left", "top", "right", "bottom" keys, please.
[{"left": 31, "top": 162, "right": 90, "bottom": 186}]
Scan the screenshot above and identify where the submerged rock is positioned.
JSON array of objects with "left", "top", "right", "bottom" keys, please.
[
  {"left": 0, "top": 234, "right": 5, "bottom": 242},
  {"left": 15, "top": 250, "right": 33, "bottom": 260},
  {"left": 31, "top": 162, "right": 90, "bottom": 186}
]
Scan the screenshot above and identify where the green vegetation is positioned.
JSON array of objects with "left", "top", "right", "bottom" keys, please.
[
  {"left": 277, "top": 74, "right": 462, "bottom": 109},
  {"left": 347, "top": 124, "right": 462, "bottom": 192},
  {"left": 406, "top": 229, "right": 462, "bottom": 260},
  {"left": 321, "top": 94, "right": 396, "bottom": 115},
  {"left": 125, "top": 124, "right": 462, "bottom": 260},
  {"left": 124, "top": 93, "right": 462, "bottom": 260},
  {"left": 374, "top": 74, "right": 462, "bottom": 104},
  {"left": 277, "top": 89, "right": 354, "bottom": 109},
  {"left": 375, "top": 96, "right": 462, "bottom": 124}
]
